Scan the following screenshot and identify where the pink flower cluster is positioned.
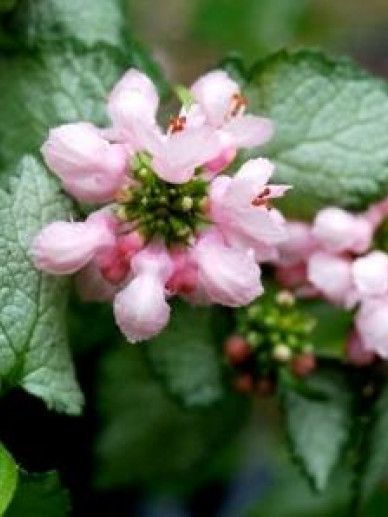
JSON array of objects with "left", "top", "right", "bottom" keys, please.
[
  {"left": 31, "top": 68, "right": 290, "bottom": 343},
  {"left": 274, "top": 199, "right": 388, "bottom": 363}
]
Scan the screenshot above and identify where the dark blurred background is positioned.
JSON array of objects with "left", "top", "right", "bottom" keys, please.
[{"left": 126, "top": 0, "right": 388, "bottom": 83}]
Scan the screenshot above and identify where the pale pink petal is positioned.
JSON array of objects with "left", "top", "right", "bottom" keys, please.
[
  {"left": 210, "top": 158, "right": 288, "bottom": 247},
  {"left": 277, "top": 222, "right": 317, "bottom": 266},
  {"left": 364, "top": 198, "right": 388, "bottom": 229},
  {"left": 76, "top": 261, "right": 120, "bottom": 302},
  {"left": 191, "top": 70, "right": 240, "bottom": 127},
  {"left": 191, "top": 231, "right": 263, "bottom": 307},
  {"left": 166, "top": 247, "right": 198, "bottom": 296},
  {"left": 114, "top": 274, "right": 170, "bottom": 343},
  {"left": 352, "top": 251, "right": 388, "bottom": 299},
  {"left": 223, "top": 114, "right": 274, "bottom": 148},
  {"left": 312, "top": 207, "right": 373, "bottom": 254},
  {"left": 151, "top": 126, "right": 221, "bottom": 184},
  {"left": 31, "top": 219, "right": 115, "bottom": 275},
  {"left": 108, "top": 69, "right": 159, "bottom": 114},
  {"left": 41, "top": 122, "right": 127, "bottom": 203},
  {"left": 356, "top": 297, "right": 388, "bottom": 358},
  {"left": 131, "top": 241, "right": 173, "bottom": 282},
  {"left": 204, "top": 131, "right": 236, "bottom": 175},
  {"left": 346, "top": 330, "right": 375, "bottom": 366},
  {"left": 107, "top": 70, "right": 159, "bottom": 144},
  {"left": 307, "top": 252, "right": 354, "bottom": 307}
]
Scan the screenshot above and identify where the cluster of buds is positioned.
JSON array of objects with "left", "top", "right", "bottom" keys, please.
[
  {"left": 224, "top": 289, "right": 317, "bottom": 396},
  {"left": 31, "top": 68, "right": 291, "bottom": 343},
  {"left": 274, "top": 200, "right": 388, "bottom": 364}
]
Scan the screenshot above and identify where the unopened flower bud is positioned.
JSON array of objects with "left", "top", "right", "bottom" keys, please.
[
  {"left": 291, "top": 353, "right": 316, "bottom": 377},
  {"left": 273, "top": 343, "right": 292, "bottom": 363},
  {"left": 224, "top": 334, "right": 251, "bottom": 365},
  {"left": 276, "top": 290, "right": 295, "bottom": 306},
  {"left": 234, "top": 374, "right": 254, "bottom": 394},
  {"left": 181, "top": 196, "right": 193, "bottom": 211},
  {"left": 256, "top": 377, "right": 275, "bottom": 397}
]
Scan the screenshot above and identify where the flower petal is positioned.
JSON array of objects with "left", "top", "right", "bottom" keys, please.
[
  {"left": 352, "top": 251, "right": 388, "bottom": 298},
  {"left": 356, "top": 297, "right": 388, "bottom": 358},
  {"left": 31, "top": 219, "right": 115, "bottom": 275},
  {"left": 307, "top": 251, "right": 354, "bottom": 307},
  {"left": 152, "top": 126, "right": 221, "bottom": 184},
  {"left": 223, "top": 114, "right": 274, "bottom": 148},
  {"left": 312, "top": 207, "right": 373, "bottom": 254},
  {"left": 192, "top": 231, "right": 263, "bottom": 307},
  {"left": 107, "top": 69, "right": 159, "bottom": 141},
  {"left": 191, "top": 70, "right": 239, "bottom": 127},
  {"left": 114, "top": 274, "right": 170, "bottom": 343},
  {"left": 41, "top": 122, "right": 127, "bottom": 203}
]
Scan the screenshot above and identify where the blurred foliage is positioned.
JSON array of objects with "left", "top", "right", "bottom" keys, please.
[
  {"left": 6, "top": 472, "right": 70, "bottom": 517},
  {"left": 145, "top": 300, "right": 231, "bottom": 408},
  {"left": 94, "top": 345, "right": 249, "bottom": 493},
  {"left": 192, "top": 0, "right": 309, "bottom": 62}
]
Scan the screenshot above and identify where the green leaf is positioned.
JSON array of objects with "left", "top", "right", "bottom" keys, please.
[
  {"left": 5, "top": 0, "right": 127, "bottom": 49},
  {"left": 0, "top": 443, "right": 18, "bottom": 516},
  {"left": 6, "top": 471, "right": 70, "bottom": 517},
  {"left": 0, "top": 155, "right": 83, "bottom": 414},
  {"left": 281, "top": 368, "right": 352, "bottom": 491},
  {"left": 145, "top": 300, "right": 225, "bottom": 408},
  {"left": 95, "top": 345, "right": 248, "bottom": 492},
  {"left": 358, "top": 382, "right": 388, "bottom": 504},
  {"left": 0, "top": 1, "right": 167, "bottom": 173},
  {"left": 247, "top": 50, "right": 388, "bottom": 217},
  {"left": 247, "top": 462, "right": 352, "bottom": 517},
  {"left": 0, "top": 43, "right": 138, "bottom": 173}
]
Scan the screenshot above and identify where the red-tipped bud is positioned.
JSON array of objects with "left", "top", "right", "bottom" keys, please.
[
  {"left": 224, "top": 334, "right": 252, "bottom": 365},
  {"left": 291, "top": 353, "right": 317, "bottom": 377},
  {"left": 256, "top": 377, "right": 275, "bottom": 397},
  {"left": 233, "top": 374, "right": 254, "bottom": 394}
]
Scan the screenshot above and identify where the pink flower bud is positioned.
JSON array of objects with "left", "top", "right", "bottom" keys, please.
[
  {"left": 352, "top": 251, "right": 388, "bottom": 299},
  {"left": 312, "top": 207, "right": 373, "bottom": 254},
  {"left": 31, "top": 217, "right": 115, "bottom": 275},
  {"left": 41, "top": 122, "right": 127, "bottom": 203},
  {"left": 113, "top": 243, "right": 173, "bottom": 343}
]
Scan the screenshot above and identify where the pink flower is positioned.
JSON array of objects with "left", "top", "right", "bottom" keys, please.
[
  {"left": 41, "top": 122, "right": 127, "bottom": 203},
  {"left": 191, "top": 230, "right": 263, "bottom": 306},
  {"left": 137, "top": 124, "right": 222, "bottom": 184},
  {"left": 190, "top": 70, "right": 273, "bottom": 146},
  {"left": 356, "top": 297, "right": 388, "bottom": 358},
  {"left": 307, "top": 251, "right": 356, "bottom": 308},
  {"left": 185, "top": 71, "right": 273, "bottom": 174},
  {"left": 312, "top": 207, "right": 373, "bottom": 254},
  {"left": 210, "top": 158, "right": 290, "bottom": 257},
  {"left": 113, "top": 243, "right": 173, "bottom": 342},
  {"left": 277, "top": 222, "right": 317, "bottom": 267},
  {"left": 352, "top": 251, "right": 388, "bottom": 299},
  {"left": 31, "top": 212, "right": 116, "bottom": 275},
  {"left": 32, "top": 68, "right": 287, "bottom": 343}
]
